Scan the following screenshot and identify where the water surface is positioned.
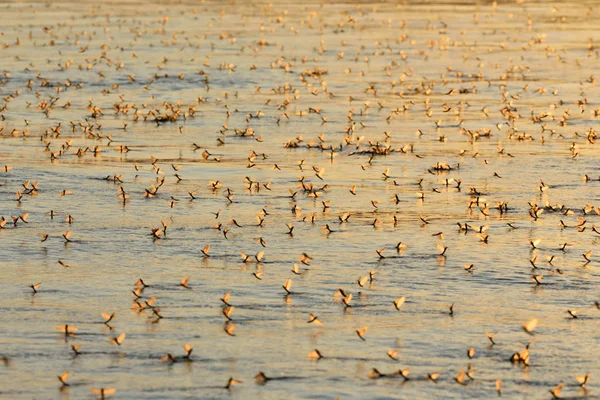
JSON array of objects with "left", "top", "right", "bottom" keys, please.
[{"left": 0, "top": 0, "right": 599, "bottom": 399}]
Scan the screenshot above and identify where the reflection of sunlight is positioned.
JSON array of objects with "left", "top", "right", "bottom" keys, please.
[{"left": 1, "top": 0, "right": 599, "bottom": 398}]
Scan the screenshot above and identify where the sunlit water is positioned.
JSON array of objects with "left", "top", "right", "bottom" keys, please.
[{"left": 1, "top": 0, "right": 599, "bottom": 399}]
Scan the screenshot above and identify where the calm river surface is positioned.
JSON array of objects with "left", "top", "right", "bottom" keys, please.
[{"left": 0, "top": 0, "right": 599, "bottom": 399}]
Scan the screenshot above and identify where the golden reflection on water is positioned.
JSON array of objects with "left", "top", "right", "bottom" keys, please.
[{"left": 0, "top": 0, "right": 599, "bottom": 399}]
